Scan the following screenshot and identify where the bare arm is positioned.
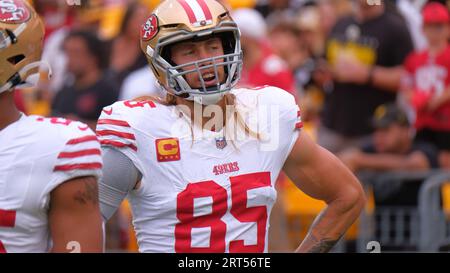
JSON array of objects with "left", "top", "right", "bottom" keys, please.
[
  {"left": 339, "top": 149, "right": 430, "bottom": 172},
  {"left": 370, "top": 66, "right": 404, "bottom": 92},
  {"left": 333, "top": 59, "right": 403, "bottom": 92},
  {"left": 49, "top": 176, "right": 103, "bottom": 253},
  {"left": 427, "top": 87, "right": 450, "bottom": 112},
  {"left": 356, "top": 152, "right": 428, "bottom": 172},
  {"left": 283, "top": 132, "right": 366, "bottom": 253}
]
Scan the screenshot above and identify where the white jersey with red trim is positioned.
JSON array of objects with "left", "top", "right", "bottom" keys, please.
[
  {"left": 97, "top": 86, "right": 302, "bottom": 253},
  {"left": 0, "top": 115, "right": 102, "bottom": 253}
]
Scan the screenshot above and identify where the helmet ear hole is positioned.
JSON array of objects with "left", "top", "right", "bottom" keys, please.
[
  {"left": 218, "top": 32, "right": 235, "bottom": 55},
  {"left": 161, "top": 45, "right": 177, "bottom": 67},
  {"left": 7, "top": 54, "right": 25, "bottom": 65}
]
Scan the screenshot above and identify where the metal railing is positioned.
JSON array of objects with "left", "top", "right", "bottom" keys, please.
[
  {"left": 418, "top": 172, "right": 450, "bottom": 252},
  {"left": 356, "top": 170, "right": 450, "bottom": 253}
]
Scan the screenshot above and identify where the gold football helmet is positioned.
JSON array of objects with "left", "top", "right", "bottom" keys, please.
[
  {"left": 0, "top": 0, "right": 45, "bottom": 94},
  {"left": 140, "top": 0, "right": 242, "bottom": 105}
]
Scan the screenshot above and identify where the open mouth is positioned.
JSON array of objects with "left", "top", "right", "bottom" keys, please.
[{"left": 201, "top": 72, "right": 218, "bottom": 86}]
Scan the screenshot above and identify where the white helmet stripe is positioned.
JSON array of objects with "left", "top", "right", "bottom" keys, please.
[
  {"left": 178, "top": 0, "right": 212, "bottom": 26},
  {"left": 186, "top": 0, "right": 206, "bottom": 22}
]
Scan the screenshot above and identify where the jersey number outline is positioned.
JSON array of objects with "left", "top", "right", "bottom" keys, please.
[{"left": 175, "top": 172, "right": 271, "bottom": 253}]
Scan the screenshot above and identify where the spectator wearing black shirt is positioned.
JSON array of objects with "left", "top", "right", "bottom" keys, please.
[
  {"left": 339, "top": 103, "right": 439, "bottom": 173},
  {"left": 52, "top": 30, "right": 119, "bottom": 129},
  {"left": 319, "top": 0, "right": 414, "bottom": 153}
]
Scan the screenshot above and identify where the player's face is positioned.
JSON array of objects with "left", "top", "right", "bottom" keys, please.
[
  {"left": 423, "top": 23, "right": 450, "bottom": 45},
  {"left": 351, "top": 0, "right": 382, "bottom": 18},
  {"left": 170, "top": 37, "right": 226, "bottom": 89},
  {"left": 64, "top": 36, "right": 94, "bottom": 78},
  {"left": 373, "top": 124, "right": 408, "bottom": 153}
]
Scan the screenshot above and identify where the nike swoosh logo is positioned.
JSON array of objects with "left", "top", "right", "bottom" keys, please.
[{"left": 102, "top": 107, "right": 113, "bottom": 115}]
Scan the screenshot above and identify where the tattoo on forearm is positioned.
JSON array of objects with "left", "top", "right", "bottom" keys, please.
[
  {"left": 300, "top": 209, "right": 343, "bottom": 253},
  {"left": 74, "top": 179, "right": 99, "bottom": 205},
  {"left": 306, "top": 235, "right": 339, "bottom": 253}
]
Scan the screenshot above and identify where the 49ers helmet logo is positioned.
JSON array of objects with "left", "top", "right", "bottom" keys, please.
[
  {"left": 141, "top": 14, "right": 159, "bottom": 41},
  {"left": 0, "top": 0, "right": 31, "bottom": 24}
]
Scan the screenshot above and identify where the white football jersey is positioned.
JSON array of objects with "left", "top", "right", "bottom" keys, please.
[
  {"left": 97, "top": 86, "right": 302, "bottom": 253},
  {"left": 0, "top": 115, "right": 102, "bottom": 253}
]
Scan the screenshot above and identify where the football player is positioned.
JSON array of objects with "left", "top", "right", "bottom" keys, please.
[
  {"left": 98, "top": 0, "right": 365, "bottom": 253},
  {"left": 0, "top": 0, "right": 103, "bottom": 253}
]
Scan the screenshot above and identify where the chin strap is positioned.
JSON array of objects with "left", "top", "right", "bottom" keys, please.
[
  {"left": 0, "top": 60, "right": 52, "bottom": 94},
  {"left": 191, "top": 91, "right": 228, "bottom": 106}
]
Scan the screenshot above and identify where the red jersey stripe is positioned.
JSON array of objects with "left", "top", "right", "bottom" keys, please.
[
  {"left": 58, "top": 149, "right": 101, "bottom": 159},
  {"left": 97, "top": 130, "right": 136, "bottom": 140},
  {"left": 100, "top": 140, "right": 138, "bottom": 152},
  {"left": 97, "top": 119, "right": 131, "bottom": 127},
  {"left": 54, "top": 163, "right": 103, "bottom": 172},
  {"left": 66, "top": 135, "right": 98, "bottom": 145}
]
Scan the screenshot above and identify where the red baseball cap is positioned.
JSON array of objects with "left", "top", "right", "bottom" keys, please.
[{"left": 422, "top": 2, "right": 450, "bottom": 24}]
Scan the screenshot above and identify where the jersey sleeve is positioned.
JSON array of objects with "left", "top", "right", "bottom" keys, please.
[
  {"left": 52, "top": 122, "right": 103, "bottom": 182},
  {"left": 40, "top": 120, "right": 103, "bottom": 209},
  {"left": 257, "top": 86, "right": 302, "bottom": 159},
  {"left": 258, "top": 86, "right": 302, "bottom": 130},
  {"left": 96, "top": 102, "right": 138, "bottom": 153},
  {"left": 96, "top": 101, "right": 145, "bottom": 175}
]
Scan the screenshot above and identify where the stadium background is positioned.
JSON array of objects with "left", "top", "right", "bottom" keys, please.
[{"left": 16, "top": 0, "right": 450, "bottom": 252}]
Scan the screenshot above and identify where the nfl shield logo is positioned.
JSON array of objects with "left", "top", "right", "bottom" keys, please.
[{"left": 215, "top": 137, "right": 227, "bottom": 150}]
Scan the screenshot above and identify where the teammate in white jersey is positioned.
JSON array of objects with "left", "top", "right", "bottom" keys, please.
[
  {"left": 0, "top": 0, "right": 103, "bottom": 252},
  {"left": 98, "top": 0, "right": 365, "bottom": 253}
]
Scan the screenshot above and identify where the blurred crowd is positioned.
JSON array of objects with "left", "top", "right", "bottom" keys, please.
[{"left": 17, "top": 0, "right": 450, "bottom": 252}]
